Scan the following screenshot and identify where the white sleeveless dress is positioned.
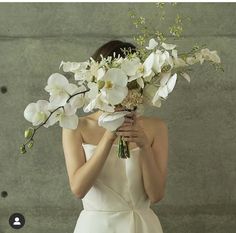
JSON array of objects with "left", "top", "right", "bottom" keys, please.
[{"left": 73, "top": 143, "right": 164, "bottom": 233}]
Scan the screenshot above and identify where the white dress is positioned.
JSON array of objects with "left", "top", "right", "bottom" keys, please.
[{"left": 73, "top": 143, "right": 164, "bottom": 233}]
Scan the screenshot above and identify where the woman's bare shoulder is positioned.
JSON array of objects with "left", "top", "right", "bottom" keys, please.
[
  {"left": 139, "top": 115, "right": 168, "bottom": 134},
  {"left": 139, "top": 115, "right": 166, "bottom": 125},
  {"left": 76, "top": 115, "right": 98, "bottom": 132}
]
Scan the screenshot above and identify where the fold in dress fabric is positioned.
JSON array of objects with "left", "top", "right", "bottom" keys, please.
[{"left": 73, "top": 143, "right": 164, "bottom": 233}]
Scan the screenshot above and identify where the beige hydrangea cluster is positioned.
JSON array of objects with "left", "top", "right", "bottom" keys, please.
[{"left": 120, "top": 88, "right": 143, "bottom": 110}]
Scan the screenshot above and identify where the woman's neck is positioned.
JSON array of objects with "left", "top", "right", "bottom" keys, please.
[{"left": 89, "top": 110, "right": 103, "bottom": 121}]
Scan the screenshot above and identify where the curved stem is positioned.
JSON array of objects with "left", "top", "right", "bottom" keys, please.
[{"left": 23, "top": 84, "right": 90, "bottom": 149}]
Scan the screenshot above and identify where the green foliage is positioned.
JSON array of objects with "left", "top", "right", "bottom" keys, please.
[{"left": 128, "top": 3, "right": 191, "bottom": 61}]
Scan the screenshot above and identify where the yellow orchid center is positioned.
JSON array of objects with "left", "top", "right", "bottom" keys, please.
[
  {"left": 97, "top": 80, "right": 105, "bottom": 89},
  {"left": 105, "top": 80, "right": 113, "bottom": 89},
  {"left": 138, "top": 65, "right": 144, "bottom": 73}
]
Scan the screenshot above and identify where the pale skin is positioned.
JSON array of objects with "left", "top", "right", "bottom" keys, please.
[{"left": 62, "top": 106, "right": 168, "bottom": 204}]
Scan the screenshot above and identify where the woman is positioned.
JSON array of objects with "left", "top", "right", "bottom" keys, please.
[{"left": 62, "top": 40, "right": 168, "bottom": 233}]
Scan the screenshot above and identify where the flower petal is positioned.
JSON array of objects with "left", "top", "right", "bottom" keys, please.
[
  {"left": 181, "top": 72, "right": 191, "bottom": 83},
  {"left": 98, "top": 111, "right": 130, "bottom": 131},
  {"left": 102, "top": 85, "right": 128, "bottom": 105},
  {"left": 46, "top": 73, "right": 68, "bottom": 87},
  {"left": 145, "top": 38, "right": 159, "bottom": 50},
  {"left": 121, "top": 58, "right": 140, "bottom": 77},
  {"left": 166, "top": 73, "right": 177, "bottom": 93},
  {"left": 59, "top": 61, "right": 80, "bottom": 73},
  {"left": 160, "top": 72, "right": 171, "bottom": 86},
  {"left": 143, "top": 52, "right": 154, "bottom": 77},
  {"left": 24, "top": 103, "right": 37, "bottom": 123},
  {"left": 136, "top": 77, "right": 144, "bottom": 88},
  {"left": 83, "top": 98, "right": 97, "bottom": 113},
  {"left": 161, "top": 42, "right": 176, "bottom": 50},
  {"left": 103, "top": 68, "right": 128, "bottom": 87},
  {"left": 49, "top": 93, "right": 68, "bottom": 107},
  {"left": 60, "top": 114, "right": 79, "bottom": 129}
]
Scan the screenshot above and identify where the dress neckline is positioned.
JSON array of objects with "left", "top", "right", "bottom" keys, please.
[{"left": 82, "top": 143, "right": 140, "bottom": 151}]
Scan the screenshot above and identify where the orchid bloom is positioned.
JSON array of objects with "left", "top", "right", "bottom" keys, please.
[
  {"left": 98, "top": 110, "right": 131, "bottom": 132},
  {"left": 59, "top": 61, "right": 81, "bottom": 73},
  {"left": 83, "top": 92, "right": 115, "bottom": 113},
  {"left": 44, "top": 73, "right": 79, "bottom": 107},
  {"left": 46, "top": 102, "right": 79, "bottom": 129},
  {"left": 121, "top": 57, "right": 145, "bottom": 88},
  {"left": 152, "top": 73, "right": 177, "bottom": 107},
  {"left": 24, "top": 100, "right": 51, "bottom": 127},
  {"left": 171, "top": 49, "right": 188, "bottom": 68},
  {"left": 200, "top": 48, "right": 221, "bottom": 63},
  {"left": 146, "top": 38, "right": 159, "bottom": 50},
  {"left": 99, "top": 68, "right": 128, "bottom": 105},
  {"left": 161, "top": 42, "right": 176, "bottom": 50}
]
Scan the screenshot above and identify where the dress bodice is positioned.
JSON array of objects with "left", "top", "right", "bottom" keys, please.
[{"left": 73, "top": 143, "right": 163, "bottom": 233}]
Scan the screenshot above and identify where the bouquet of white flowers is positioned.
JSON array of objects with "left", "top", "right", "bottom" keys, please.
[{"left": 20, "top": 3, "right": 223, "bottom": 159}]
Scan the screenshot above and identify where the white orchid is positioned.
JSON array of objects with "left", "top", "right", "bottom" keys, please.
[
  {"left": 24, "top": 100, "right": 51, "bottom": 127},
  {"left": 21, "top": 14, "right": 223, "bottom": 156},
  {"left": 162, "top": 50, "right": 174, "bottom": 69},
  {"left": 192, "top": 48, "right": 221, "bottom": 65},
  {"left": 186, "top": 56, "right": 199, "bottom": 65},
  {"left": 59, "top": 61, "right": 82, "bottom": 73},
  {"left": 143, "top": 52, "right": 154, "bottom": 78},
  {"left": 194, "top": 52, "right": 205, "bottom": 64},
  {"left": 151, "top": 50, "right": 174, "bottom": 73},
  {"left": 200, "top": 48, "right": 221, "bottom": 63},
  {"left": 146, "top": 38, "right": 159, "bottom": 50},
  {"left": 83, "top": 93, "right": 115, "bottom": 113},
  {"left": 74, "top": 60, "right": 105, "bottom": 83},
  {"left": 44, "top": 73, "right": 79, "bottom": 107},
  {"left": 152, "top": 73, "right": 177, "bottom": 107},
  {"left": 73, "top": 62, "right": 92, "bottom": 82},
  {"left": 60, "top": 61, "right": 91, "bottom": 84},
  {"left": 99, "top": 68, "right": 128, "bottom": 105},
  {"left": 69, "top": 85, "right": 87, "bottom": 110},
  {"left": 98, "top": 110, "right": 131, "bottom": 132},
  {"left": 121, "top": 57, "right": 141, "bottom": 77},
  {"left": 121, "top": 57, "right": 144, "bottom": 88},
  {"left": 171, "top": 49, "right": 188, "bottom": 68},
  {"left": 180, "top": 72, "right": 191, "bottom": 83},
  {"left": 152, "top": 50, "right": 166, "bottom": 73},
  {"left": 86, "top": 58, "right": 106, "bottom": 81},
  {"left": 142, "top": 83, "right": 159, "bottom": 106},
  {"left": 85, "top": 82, "right": 99, "bottom": 100},
  {"left": 47, "top": 102, "right": 79, "bottom": 129},
  {"left": 111, "top": 55, "right": 124, "bottom": 67},
  {"left": 161, "top": 42, "right": 176, "bottom": 50},
  {"left": 174, "top": 57, "right": 188, "bottom": 68},
  {"left": 143, "top": 50, "right": 174, "bottom": 79}
]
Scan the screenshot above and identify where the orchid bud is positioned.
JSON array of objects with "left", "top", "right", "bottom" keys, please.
[
  {"left": 28, "top": 140, "right": 34, "bottom": 149},
  {"left": 20, "top": 144, "right": 26, "bottom": 154},
  {"left": 24, "top": 127, "right": 34, "bottom": 139}
]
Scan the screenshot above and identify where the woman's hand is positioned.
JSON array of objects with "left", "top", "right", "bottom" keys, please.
[
  {"left": 103, "top": 108, "right": 133, "bottom": 142},
  {"left": 116, "top": 111, "right": 150, "bottom": 149}
]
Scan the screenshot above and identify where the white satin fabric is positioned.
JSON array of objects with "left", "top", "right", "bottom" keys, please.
[{"left": 73, "top": 143, "right": 164, "bottom": 233}]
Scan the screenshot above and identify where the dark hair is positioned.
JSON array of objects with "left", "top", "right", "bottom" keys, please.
[{"left": 91, "top": 40, "right": 137, "bottom": 63}]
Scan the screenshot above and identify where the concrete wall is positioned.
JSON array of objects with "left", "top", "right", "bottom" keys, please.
[{"left": 0, "top": 3, "right": 235, "bottom": 233}]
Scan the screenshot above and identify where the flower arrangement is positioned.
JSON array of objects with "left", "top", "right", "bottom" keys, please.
[{"left": 20, "top": 3, "right": 223, "bottom": 158}]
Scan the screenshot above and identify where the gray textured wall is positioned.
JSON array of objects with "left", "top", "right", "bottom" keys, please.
[{"left": 0, "top": 3, "right": 235, "bottom": 233}]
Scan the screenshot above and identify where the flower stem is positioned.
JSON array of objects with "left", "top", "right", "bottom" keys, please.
[
  {"left": 117, "top": 136, "right": 130, "bottom": 159},
  {"left": 21, "top": 85, "right": 90, "bottom": 153}
]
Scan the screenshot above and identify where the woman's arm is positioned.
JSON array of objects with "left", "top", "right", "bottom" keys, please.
[
  {"left": 139, "top": 119, "right": 169, "bottom": 204},
  {"left": 116, "top": 115, "right": 169, "bottom": 204},
  {"left": 62, "top": 124, "right": 116, "bottom": 199}
]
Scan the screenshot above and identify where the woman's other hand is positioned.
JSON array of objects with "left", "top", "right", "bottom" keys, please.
[
  {"left": 104, "top": 108, "right": 134, "bottom": 142},
  {"left": 115, "top": 111, "right": 149, "bottom": 149}
]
